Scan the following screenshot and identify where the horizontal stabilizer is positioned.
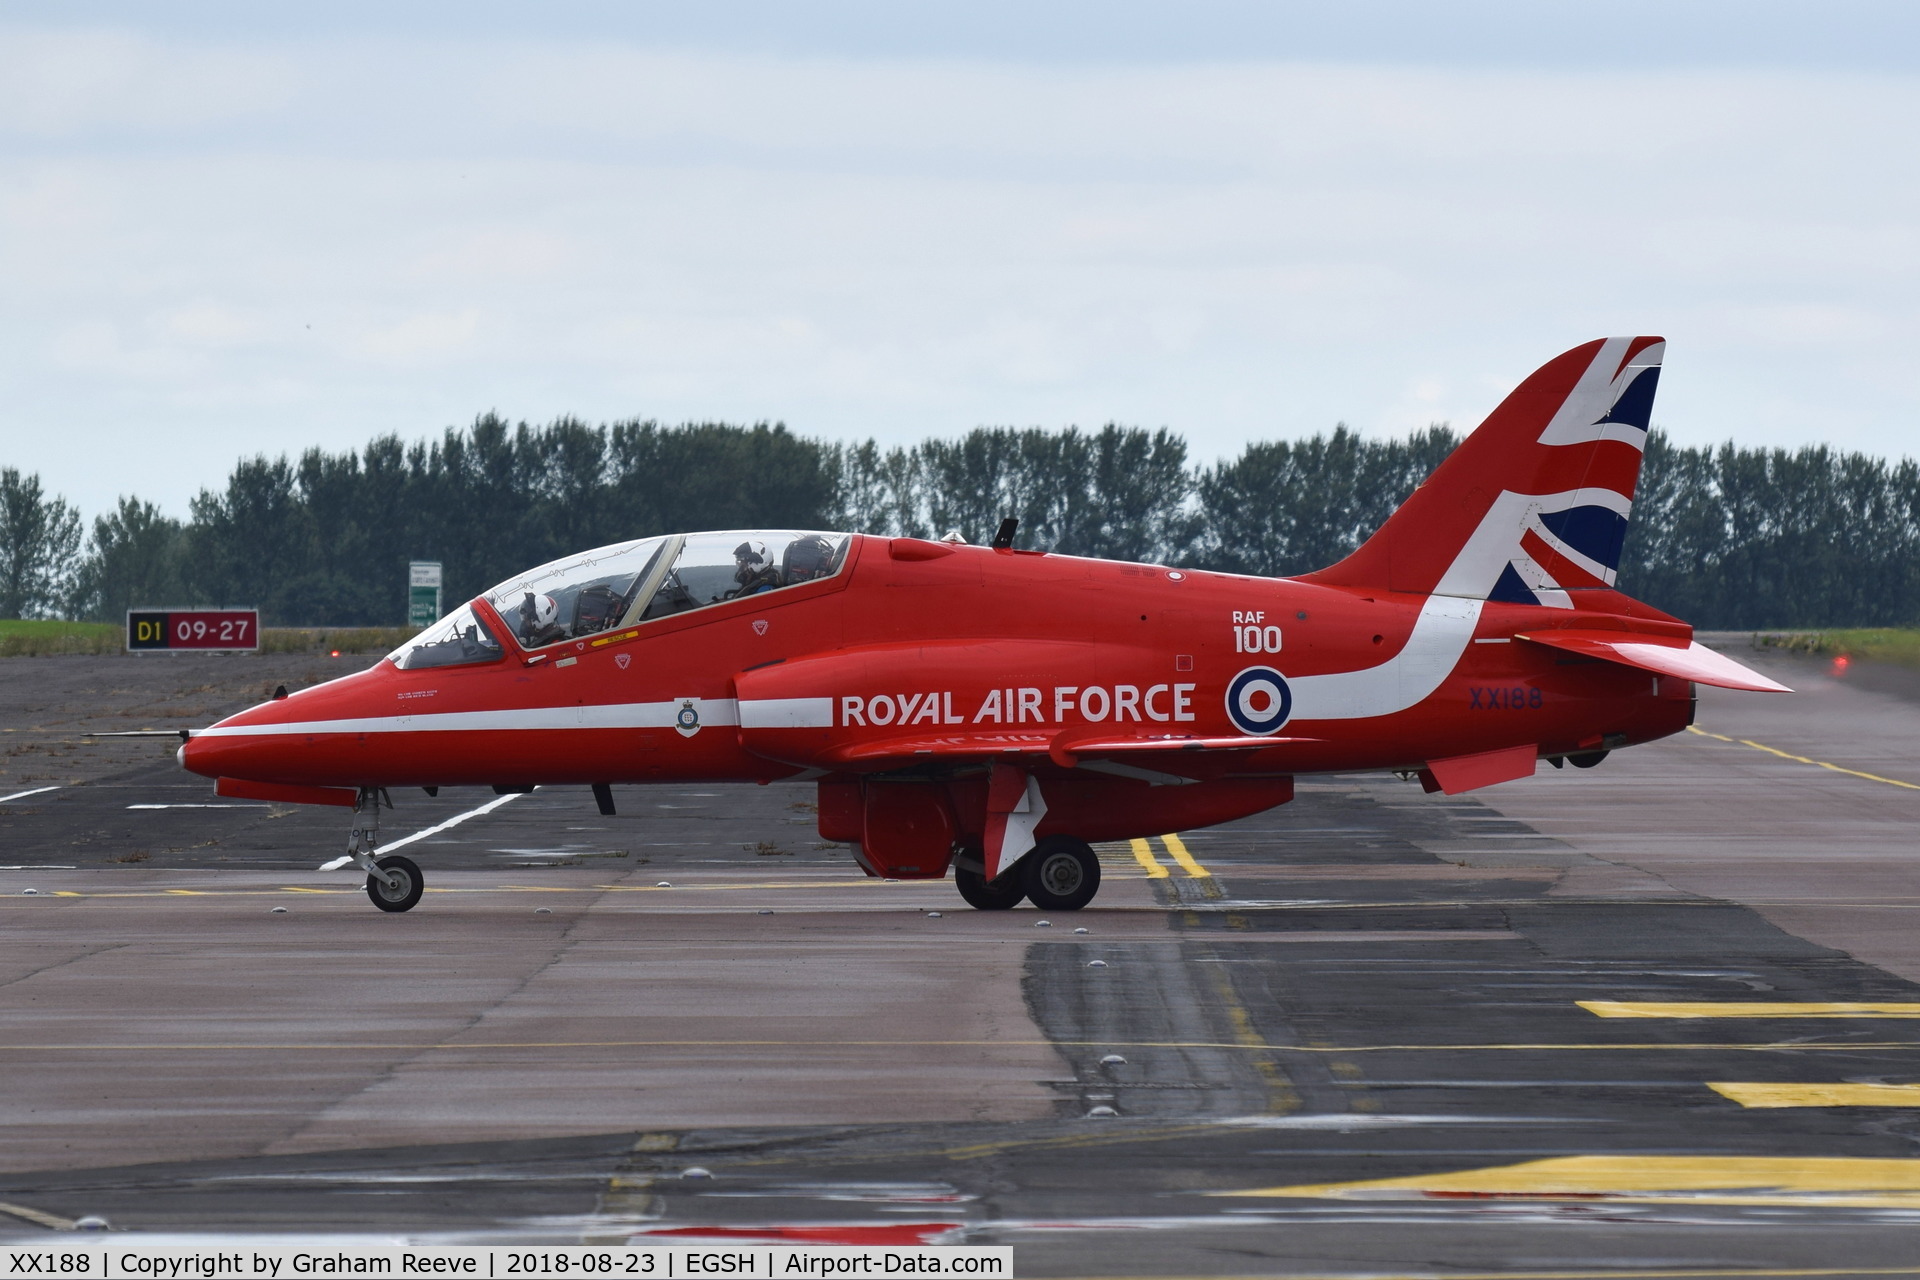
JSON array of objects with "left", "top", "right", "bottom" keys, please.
[
  {"left": 1420, "top": 743, "right": 1538, "bottom": 795},
  {"left": 1517, "top": 631, "right": 1791, "bottom": 693}
]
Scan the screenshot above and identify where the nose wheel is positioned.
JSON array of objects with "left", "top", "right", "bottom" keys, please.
[{"left": 365, "top": 854, "right": 424, "bottom": 913}]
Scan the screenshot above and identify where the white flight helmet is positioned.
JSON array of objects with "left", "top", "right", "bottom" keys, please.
[{"left": 733, "top": 540, "right": 770, "bottom": 583}]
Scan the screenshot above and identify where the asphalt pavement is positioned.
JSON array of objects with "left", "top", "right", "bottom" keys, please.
[{"left": 3, "top": 642, "right": 1920, "bottom": 1276}]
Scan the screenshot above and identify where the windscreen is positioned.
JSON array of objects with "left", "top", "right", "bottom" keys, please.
[{"left": 388, "top": 603, "right": 503, "bottom": 670}]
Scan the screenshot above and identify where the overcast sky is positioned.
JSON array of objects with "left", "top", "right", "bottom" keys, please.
[{"left": 4, "top": 1, "right": 1919, "bottom": 520}]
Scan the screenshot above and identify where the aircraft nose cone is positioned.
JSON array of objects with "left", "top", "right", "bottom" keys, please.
[{"left": 178, "top": 731, "right": 222, "bottom": 779}]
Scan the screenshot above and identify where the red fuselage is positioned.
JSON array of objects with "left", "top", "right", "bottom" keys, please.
[{"left": 181, "top": 533, "right": 1691, "bottom": 878}]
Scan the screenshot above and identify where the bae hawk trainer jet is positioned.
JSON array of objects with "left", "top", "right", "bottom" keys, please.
[{"left": 181, "top": 337, "right": 1787, "bottom": 913}]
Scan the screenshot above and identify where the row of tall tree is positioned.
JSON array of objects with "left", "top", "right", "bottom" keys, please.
[{"left": 5, "top": 417, "right": 1918, "bottom": 629}]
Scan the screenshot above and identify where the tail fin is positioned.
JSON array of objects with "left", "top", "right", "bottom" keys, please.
[{"left": 1304, "top": 337, "right": 1664, "bottom": 607}]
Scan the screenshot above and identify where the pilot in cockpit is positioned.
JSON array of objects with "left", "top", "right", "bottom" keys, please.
[
  {"left": 519, "top": 582, "right": 632, "bottom": 647},
  {"left": 727, "top": 540, "right": 784, "bottom": 598},
  {"left": 519, "top": 592, "right": 569, "bottom": 647}
]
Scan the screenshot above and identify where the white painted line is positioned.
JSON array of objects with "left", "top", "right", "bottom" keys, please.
[
  {"left": 0, "top": 786, "right": 60, "bottom": 805},
  {"left": 127, "top": 803, "right": 270, "bottom": 809},
  {"left": 318, "top": 790, "right": 534, "bottom": 869}
]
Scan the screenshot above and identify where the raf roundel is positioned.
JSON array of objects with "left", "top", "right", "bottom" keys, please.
[{"left": 1226, "top": 666, "right": 1293, "bottom": 736}]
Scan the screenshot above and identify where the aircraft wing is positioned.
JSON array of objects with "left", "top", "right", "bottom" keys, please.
[
  {"left": 1516, "top": 629, "right": 1791, "bottom": 693},
  {"left": 812, "top": 730, "right": 1314, "bottom": 779}
]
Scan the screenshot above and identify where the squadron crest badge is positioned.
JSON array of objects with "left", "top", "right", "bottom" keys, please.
[{"left": 673, "top": 698, "right": 702, "bottom": 738}]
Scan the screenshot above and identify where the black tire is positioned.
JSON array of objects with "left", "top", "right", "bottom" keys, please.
[
  {"left": 955, "top": 865, "right": 1026, "bottom": 910},
  {"left": 366, "top": 854, "right": 423, "bottom": 913},
  {"left": 1569, "top": 750, "right": 1610, "bottom": 770},
  {"left": 1022, "top": 836, "right": 1101, "bottom": 911}
]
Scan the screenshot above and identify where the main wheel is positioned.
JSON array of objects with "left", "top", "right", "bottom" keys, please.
[
  {"left": 1570, "top": 750, "right": 1610, "bottom": 770},
  {"left": 955, "top": 865, "right": 1025, "bottom": 910},
  {"left": 366, "top": 854, "right": 423, "bottom": 913},
  {"left": 1021, "top": 836, "right": 1101, "bottom": 911}
]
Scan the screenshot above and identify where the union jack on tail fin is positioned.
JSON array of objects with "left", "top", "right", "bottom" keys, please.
[{"left": 1306, "top": 337, "right": 1665, "bottom": 606}]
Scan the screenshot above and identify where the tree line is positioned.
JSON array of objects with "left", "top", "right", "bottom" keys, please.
[{"left": 3, "top": 416, "right": 1916, "bottom": 630}]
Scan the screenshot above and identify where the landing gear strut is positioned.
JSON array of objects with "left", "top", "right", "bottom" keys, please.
[{"left": 345, "top": 787, "right": 423, "bottom": 913}]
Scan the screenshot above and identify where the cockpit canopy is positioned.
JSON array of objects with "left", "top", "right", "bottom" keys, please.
[{"left": 388, "top": 530, "right": 851, "bottom": 670}]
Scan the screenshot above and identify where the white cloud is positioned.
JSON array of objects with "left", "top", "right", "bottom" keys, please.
[
  {"left": 1, "top": 27, "right": 1918, "bottom": 519},
  {"left": 0, "top": 26, "right": 295, "bottom": 138},
  {"left": 347, "top": 309, "right": 485, "bottom": 366}
]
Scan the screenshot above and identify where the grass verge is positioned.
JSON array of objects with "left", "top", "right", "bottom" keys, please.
[
  {"left": 0, "top": 619, "right": 123, "bottom": 656},
  {"left": 1754, "top": 628, "right": 1920, "bottom": 667}
]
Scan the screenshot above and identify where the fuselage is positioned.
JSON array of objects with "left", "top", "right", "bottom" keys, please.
[{"left": 180, "top": 532, "right": 1693, "bottom": 792}]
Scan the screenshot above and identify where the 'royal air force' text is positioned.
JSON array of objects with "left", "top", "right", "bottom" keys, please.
[{"left": 839, "top": 685, "right": 1196, "bottom": 728}]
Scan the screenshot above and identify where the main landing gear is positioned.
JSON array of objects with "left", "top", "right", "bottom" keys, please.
[
  {"left": 1023, "top": 836, "right": 1101, "bottom": 911},
  {"left": 346, "top": 787, "right": 425, "bottom": 913},
  {"left": 955, "top": 836, "right": 1103, "bottom": 912},
  {"left": 955, "top": 865, "right": 1025, "bottom": 910}
]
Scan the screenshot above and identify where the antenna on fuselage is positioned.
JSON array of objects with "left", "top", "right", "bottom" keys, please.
[{"left": 990, "top": 517, "right": 1018, "bottom": 550}]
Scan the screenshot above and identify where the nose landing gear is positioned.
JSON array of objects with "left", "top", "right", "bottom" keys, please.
[
  {"left": 365, "top": 854, "right": 424, "bottom": 913},
  {"left": 345, "top": 787, "right": 424, "bottom": 913}
]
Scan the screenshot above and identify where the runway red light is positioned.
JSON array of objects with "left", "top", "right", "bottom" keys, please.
[
  {"left": 330, "top": 649, "right": 341, "bottom": 657},
  {"left": 1833, "top": 654, "right": 1852, "bottom": 675}
]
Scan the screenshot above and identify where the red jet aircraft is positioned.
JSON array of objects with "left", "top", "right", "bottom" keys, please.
[{"left": 181, "top": 337, "right": 1788, "bottom": 914}]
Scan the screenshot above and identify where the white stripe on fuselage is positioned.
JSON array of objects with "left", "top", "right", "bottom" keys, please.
[
  {"left": 194, "top": 697, "right": 741, "bottom": 738},
  {"left": 738, "top": 697, "right": 835, "bottom": 729},
  {"left": 1288, "top": 594, "right": 1484, "bottom": 722}
]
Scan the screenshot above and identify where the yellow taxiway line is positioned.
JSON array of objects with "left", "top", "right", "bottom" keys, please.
[
  {"left": 1128, "top": 838, "right": 1170, "bottom": 878},
  {"left": 1129, "top": 834, "right": 1212, "bottom": 879},
  {"left": 1711, "top": 1082, "right": 1920, "bottom": 1108},
  {"left": 0, "top": 1200, "right": 78, "bottom": 1230},
  {"left": 1689, "top": 725, "right": 1920, "bottom": 791},
  {"left": 1160, "top": 833, "right": 1212, "bottom": 878},
  {"left": 1583, "top": 1000, "right": 1920, "bottom": 1018},
  {"left": 1219, "top": 1153, "right": 1920, "bottom": 1210}
]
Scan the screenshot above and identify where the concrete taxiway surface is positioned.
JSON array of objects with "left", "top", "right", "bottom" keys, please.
[{"left": 3, "top": 643, "right": 1920, "bottom": 1275}]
